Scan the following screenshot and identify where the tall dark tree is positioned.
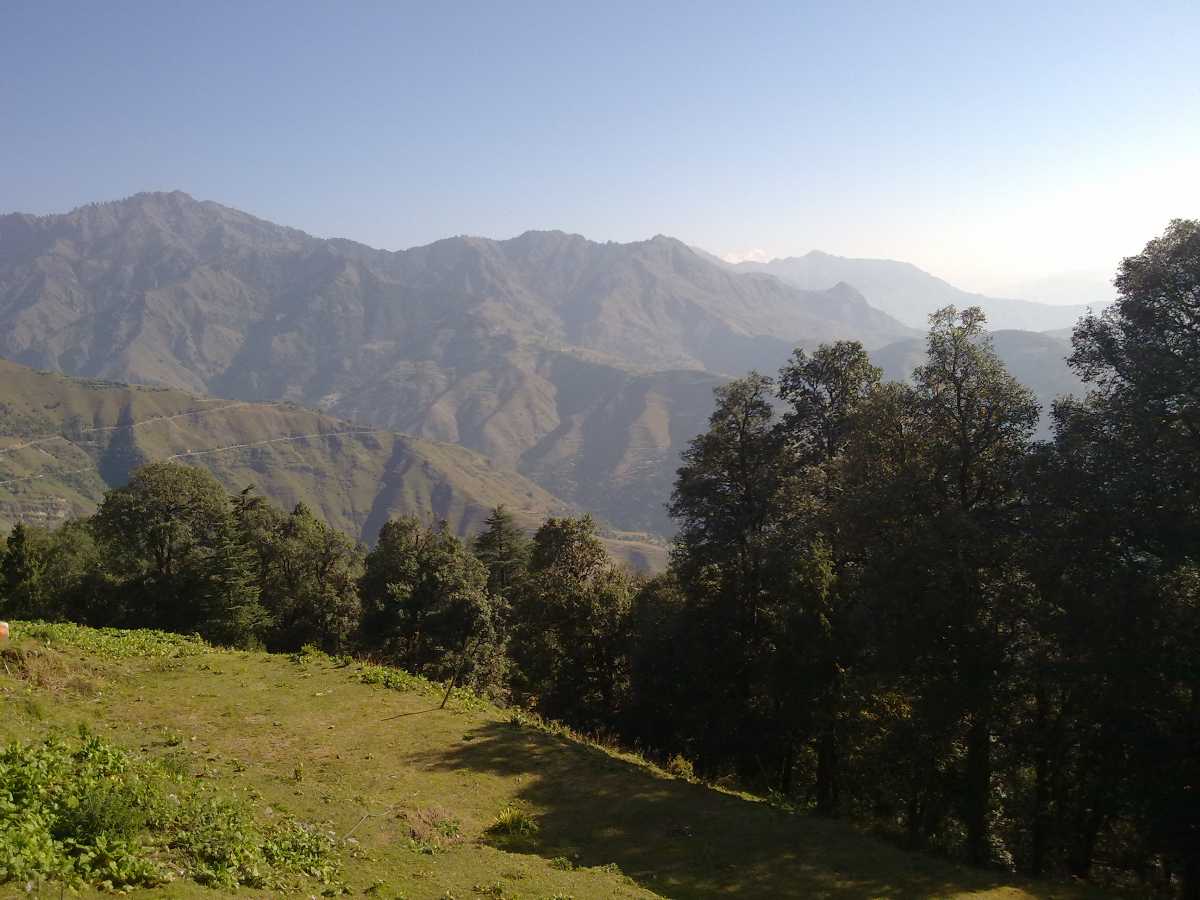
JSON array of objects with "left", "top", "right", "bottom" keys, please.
[
  {"left": 844, "top": 308, "right": 1039, "bottom": 861},
  {"left": 510, "top": 515, "right": 633, "bottom": 731},
  {"left": 92, "top": 462, "right": 266, "bottom": 645},
  {"left": 669, "top": 373, "right": 799, "bottom": 781},
  {"left": 257, "top": 502, "right": 362, "bottom": 653},
  {"left": 1046, "top": 220, "right": 1200, "bottom": 892},
  {"left": 473, "top": 505, "right": 531, "bottom": 603},
  {"left": 0, "top": 523, "right": 50, "bottom": 618},
  {"left": 359, "top": 518, "right": 497, "bottom": 688},
  {"left": 776, "top": 341, "right": 881, "bottom": 811}
]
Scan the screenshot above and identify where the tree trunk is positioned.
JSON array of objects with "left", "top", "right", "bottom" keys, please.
[
  {"left": 1031, "top": 684, "right": 1051, "bottom": 876},
  {"left": 1182, "top": 852, "right": 1200, "bottom": 900},
  {"left": 964, "top": 710, "right": 992, "bottom": 866},
  {"left": 816, "top": 728, "right": 839, "bottom": 815}
]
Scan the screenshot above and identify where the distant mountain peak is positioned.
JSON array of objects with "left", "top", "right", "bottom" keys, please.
[{"left": 726, "top": 250, "right": 1107, "bottom": 332}]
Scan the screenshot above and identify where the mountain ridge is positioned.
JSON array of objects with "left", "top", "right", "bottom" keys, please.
[
  {"left": 0, "top": 358, "right": 668, "bottom": 569},
  {"left": 706, "top": 247, "right": 1108, "bottom": 332},
  {"left": 0, "top": 192, "right": 917, "bottom": 533}
]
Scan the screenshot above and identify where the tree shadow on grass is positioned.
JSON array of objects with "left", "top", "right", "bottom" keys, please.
[{"left": 402, "top": 720, "right": 1044, "bottom": 900}]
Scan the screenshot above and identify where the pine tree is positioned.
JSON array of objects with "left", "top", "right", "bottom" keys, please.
[
  {"left": 1, "top": 523, "right": 49, "bottom": 617},
  {"left": 473, "top": 506, "right": 530, "bottom": 601}
]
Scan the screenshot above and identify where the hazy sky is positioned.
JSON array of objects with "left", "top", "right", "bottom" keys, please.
[{"left": 2, "top": 1, "right": 1197, "bottom": 296}]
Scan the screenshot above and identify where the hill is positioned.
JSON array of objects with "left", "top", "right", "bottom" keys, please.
[
  {"left": 0, "top": 359, "right": 668, "bottom": 570},
  {"left": 722, "top": 250, "right": 1106, "bottom": 332},
  {"left": 0, "top": 621, "right": 1099, "bottom": 899},
  {"left": 0, "top": 192, "right": 913, "bottom": 533}
]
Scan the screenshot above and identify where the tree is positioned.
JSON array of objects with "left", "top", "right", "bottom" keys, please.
[
  {"left": 856, "top": 307, "right": 1039, "bottom": 862},
  {"left": 1048, "top": 221, "right": 1200, "bottom": 890},
  {"left": 776, "top": 341, "right": 881, "bottom": 812},
  {"left": 359, "top": 517, "right": 497, "bottom": 688},
  {"left": 258, "top": 502, "right": 362, "bottom": 653},
  {"left": 510, "top": 515, "right": 633, "bottom": 731},
  {"left": 473, "top": 505, "right": 531, "bottom": 602},
  {"left": 38, "top": 520, "right": 108, "bottom": 624},
  {"left": 1, "top": 523, "right": 50, "bottom": 618},
  {"left": 92, "top": 462, "right": 265, "bottom": 644},
  {"left": 668, "top": 373, "right": 802, "bottom": 781},
  {"left": 777, "top": 340, "right": 882, "bottom": 465}
]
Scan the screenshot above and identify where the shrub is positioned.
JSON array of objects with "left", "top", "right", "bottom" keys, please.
[
  {"left": 0, "top": 732, "right": 340, "bottom": 893},
  {"left": 10, "top": 621, "right": 211, "bottom": 659},
  {"left": 666, "top": 753, "right": 695, "bottom": 781}
]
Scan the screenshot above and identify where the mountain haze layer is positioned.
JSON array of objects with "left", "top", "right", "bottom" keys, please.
[
  {"left": 719, "top": 250, "right": 1107, "bottom": 332},
  {"left": 0, "top": 192, "right": 915, "bottom": 532},
  {"left": 871, "top": 329, "right": 1085, "bottom": 434}
]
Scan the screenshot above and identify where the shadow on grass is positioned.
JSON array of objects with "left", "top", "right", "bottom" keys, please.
[{"left": 402, "top": 720, "right": 1031, "bottom": 900}]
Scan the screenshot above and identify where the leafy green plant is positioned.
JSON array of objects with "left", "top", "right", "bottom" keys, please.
[
  {"left": 11, "top": 620, "right": 211, "bottom": 659},
  {"left": 487, "top": 804, "right": 539, "bottom": 837},
  {"left": 357, "top": 662, "right": 488, "bottom": 711},
  {"left": 666, "top": 753, "right": 695, "bottom": 781},
  {"left": 0, "top": 732, "right": 340, "bottom": 893}
]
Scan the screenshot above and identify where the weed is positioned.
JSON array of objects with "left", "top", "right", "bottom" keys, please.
[
  {"left": 159, "top": 750, "right": 192, "bottom": 779},
  {"left": 0, "top": 732, "right": 340, "bottom": 893},
  {"left": 10, "top": 620, "right": 210, "bottom": 659},
  {"left": 666, "top": 753, "right": 696, "bottom": 781},
  {"left": 487, "top": 804, "right": 539, "bottom": 837},
  {"left": 20, "top": 694, "right": 44, "bottom": 719},
  {"left": 358, "top": 662, "right": 489, "bottom": 711},
  {"left": 402, "top": 805, "right": 464, "bottom": 853},
  {"left": 550, "top": 856, "right": 575, "bottom": 871}
]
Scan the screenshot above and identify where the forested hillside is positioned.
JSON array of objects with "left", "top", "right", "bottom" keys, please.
[
  {"left": 0, "top": 359, "right": 666, "bottom": 568},
  {"left": 4, "top": 219, "right": 1197, "bottom": 897}
]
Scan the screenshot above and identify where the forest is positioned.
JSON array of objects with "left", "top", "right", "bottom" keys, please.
[{"left": 2, "top": 220, "right": 1197, "bottom": 897}]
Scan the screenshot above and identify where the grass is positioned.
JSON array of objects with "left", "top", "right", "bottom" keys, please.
[{"left": 0, "top": 621, "right": 1109, "bottom": 899}]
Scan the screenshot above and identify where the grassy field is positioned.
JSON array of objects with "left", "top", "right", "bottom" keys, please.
[{"left": 0, "top": 623, "right": 1101, "bottom": 899}]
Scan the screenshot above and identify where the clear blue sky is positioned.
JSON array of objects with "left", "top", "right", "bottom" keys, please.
[{"left": 2, "top": 1, "right": 1197, "bottom": 293}]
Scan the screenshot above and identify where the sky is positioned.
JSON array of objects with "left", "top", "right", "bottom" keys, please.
[{"left": 2, "top": 1, "right": 1198, "bottom": 299}]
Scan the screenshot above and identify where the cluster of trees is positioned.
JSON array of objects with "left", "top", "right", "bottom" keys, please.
[
  {"left": 640, "top": 221, "right": 1198, "bottom": 892},
  {"left": 0, "top": 459, "right": 638, "bottom": 714},
  {"left": 3, "top": 221, "right": 1197, "bottom": 895}
]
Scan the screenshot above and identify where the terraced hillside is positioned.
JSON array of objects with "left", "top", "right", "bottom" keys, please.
[
  {"left": 0, "top": 622, "right": 1101, "bottom": 899},
  {"left": 0, "top": 360, "right": 668, "bottom": 569}
]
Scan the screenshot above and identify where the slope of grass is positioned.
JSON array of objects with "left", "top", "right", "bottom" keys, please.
[{"left": 0, "top": 622, "right": 1102, "bottom": 899}]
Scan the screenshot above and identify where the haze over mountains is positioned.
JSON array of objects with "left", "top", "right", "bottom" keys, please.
[
  {"left": 0, "top": 192, "right": 1094, "bottom": 538},
  {"left": 715, "top": 249, "right": 1108, "bottom": 332}
]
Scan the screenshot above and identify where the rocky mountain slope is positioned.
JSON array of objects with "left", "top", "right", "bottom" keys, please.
[
  {"left": 0, "top": 193, "right": 916, "bottom": 533},
  {"left": 0, "top": 359, "right": 667, "bottom": 569}
]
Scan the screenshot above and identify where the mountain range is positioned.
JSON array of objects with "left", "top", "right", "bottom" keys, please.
[
  {"left": 713, "top": 249, "right": 1108, "bottom": 332},
  {"left": 0, "top": 358, "right": 668, "bottom": 569},
  {"left": 0, "top": 192, "right": 1095, "bottom": 539}
]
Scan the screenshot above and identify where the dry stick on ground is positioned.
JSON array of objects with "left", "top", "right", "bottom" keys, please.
[
  {"left": 345, "top": 802, "right": 402, "bottom": 839},
  {"left": 440, "top": 635, "right": 482, "bottom": 710}
]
